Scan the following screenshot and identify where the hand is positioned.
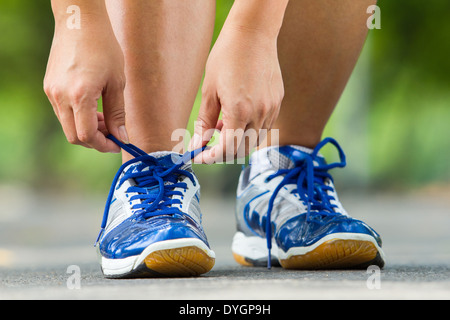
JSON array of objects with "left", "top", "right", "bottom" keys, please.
[
  {"left": 191, "top": 26, "right": 284, "bottom": 163},
  {"left": 44, "top": 16, "right": 128, "bottom": 153}
]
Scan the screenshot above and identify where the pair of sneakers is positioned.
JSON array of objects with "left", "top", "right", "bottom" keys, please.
[{"left": 96, "top": 135, "right": 385, "bottom": 278}]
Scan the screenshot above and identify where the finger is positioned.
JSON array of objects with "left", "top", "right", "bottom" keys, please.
[
  {"left": 267, "top": 102, "right": 281, "bottom": 130},
  {"left": 58, "top": 106, "right": 91, "bottom": 149},
  {"left": 236, "top": 123, "right": 261, "bottom": 159},
  {"left": 256, "top": 126, "right": 269, "bottom": 148},
  {"left": 215, "top": 119, "right": 224, "bottom": 132},
  {"left": 189, "top": 92, "right": 221, "bottom": 151},
  {"left": 73, "top": 98, "right": 120, "bottom": 153},
  {"left": 191, "top": 122, "right": 223, "bottom": 164},
  {"left": 258, "top": 116, "right": 274, "bottom": 147},
  {"left": 102, "top": 78, "right": 129, "bottom": 144},
  {"left": 198, "top": 116, "right": 248, "bottom": 164},
  {"left": 205, "top": 126, "right": 243, "bottom": 164},
  {"left": 97, "top": 112, "right": 109, "bottom": 136},
  {"left": 45, "top": 84, "right": 91, "bottom": 149},
  {"left": 257, "top": 103, "right": 281, "bottom": 147}
]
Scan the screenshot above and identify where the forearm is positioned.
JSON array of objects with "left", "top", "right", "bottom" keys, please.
[{"left": 224, "top": 0, "right": 289, "bottom": 38}]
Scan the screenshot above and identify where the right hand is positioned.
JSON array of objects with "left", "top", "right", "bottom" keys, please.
[{"left": 44, "top": 18, "right": 128, "bottom": 153}]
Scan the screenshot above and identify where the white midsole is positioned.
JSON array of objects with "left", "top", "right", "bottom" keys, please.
[
  {"left": 232, "top": 231, "right": 385, "bottom": 262},
  {"left": 231, "top": 232, "right": 279, "bottom": 260},
  {"left": 99, "top": 238, "right": 216, "bottom": 276}
]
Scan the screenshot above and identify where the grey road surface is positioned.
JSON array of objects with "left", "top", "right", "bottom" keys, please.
[{"left": 0, "top": 186, "right": 449, "bottom": 300}]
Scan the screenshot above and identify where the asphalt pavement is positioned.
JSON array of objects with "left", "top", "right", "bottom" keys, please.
[{"left": 0, "top": 185, "right": 449, "bottom": 300}]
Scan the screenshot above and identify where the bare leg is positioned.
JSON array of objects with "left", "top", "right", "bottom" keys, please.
[
  {"left": 105, "top": 0, "right": 216, "bottom": 161},
  {"left": 268, "top": 0, "right": 376, "bottom": 149}
]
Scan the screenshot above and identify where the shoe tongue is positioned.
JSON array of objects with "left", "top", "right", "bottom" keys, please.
[
  {"left": 122, "top": 151, "right": 193, "bottom": 195},
  {"left": 267, "top": 145, "right": 315, "bottom": 170},
  {"left": 151, "top": 152, "right": 185, "bottom": 168},
  {"left": 249, "top": 145, "right": 328, "bottom": 180},
  {"left": 125, "top": 151, "right": 192, "bottom": 174},
  {"left": 154, "top": 152, "right": 194, "bottom": 172}
]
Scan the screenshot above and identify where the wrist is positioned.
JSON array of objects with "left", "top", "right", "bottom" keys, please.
[
  {"left": 225, "top": 0, "right": 289, "bottom": 39},
  {"left": 51, "top": 0, "right": 110, "bottom": 30}
]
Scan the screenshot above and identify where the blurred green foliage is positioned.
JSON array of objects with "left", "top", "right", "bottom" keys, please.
[
  {"left": 0, "top": 0, "right": 449, "bottom": 196},
  {"left": 366, "top": 0, "right": 450, "bottom": 188}
]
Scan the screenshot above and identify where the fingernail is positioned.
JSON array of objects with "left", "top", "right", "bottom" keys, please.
[
  {"left": 204, "top": 148, "right": 216, "bottom": 165},
  {"left": 118, "top": 126, "right": 129, "bottom": 144}
]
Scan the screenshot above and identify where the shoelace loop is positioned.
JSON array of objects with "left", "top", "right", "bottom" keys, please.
[
  {"left": 264, "top": 137, "right": 347, "bottom": 269},
  {"left": 95, "top": 135, "right": 205, "bottom": 246}
]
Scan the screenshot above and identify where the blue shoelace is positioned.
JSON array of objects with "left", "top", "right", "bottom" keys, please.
[
  {"left": 95, "top": 135, "right": 206, "bottom": 246},
  {"left": 264, "top": 137, "right": 347, "bottom": 268}
]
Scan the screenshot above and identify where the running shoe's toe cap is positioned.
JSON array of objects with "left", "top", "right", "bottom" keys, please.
[{"left": 99, "top": 214, "right": 210, "bottom": 259}]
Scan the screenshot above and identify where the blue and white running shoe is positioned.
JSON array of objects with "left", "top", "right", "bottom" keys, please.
[
  {"left": 96, "top": 135, "right": 215, "bottom": 278},
  {"left": 232, "top": 138, "right": 385, "bottom": 269}
]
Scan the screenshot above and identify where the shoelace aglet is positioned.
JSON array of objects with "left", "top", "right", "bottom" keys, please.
[
  {"left": 266, "top": 206, "right": 273, "bottom": 270},
  {"left": 94, "top": 228, "right": 105, "bottom": 247}
]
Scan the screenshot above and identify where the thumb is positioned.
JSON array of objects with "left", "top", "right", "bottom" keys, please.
[
  {"left": 189, "top": 93, "right": 221, "bottom": 151},
  {"left": 102, "top": 79, "right": 129, "bottom": 144}
]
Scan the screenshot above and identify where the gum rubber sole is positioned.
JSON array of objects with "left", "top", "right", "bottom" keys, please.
[
  {"left": 143, "top": 245, "right": 215, "bottom": 277},
  {"left": 232, "top": 237, "right": 384, "bottom": 270},
  {"left": 233, "top": 252, "right": 253, "bottom": 267},
  {"left": 280, "top": 239, "right": 383, "bottom": 270}
]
